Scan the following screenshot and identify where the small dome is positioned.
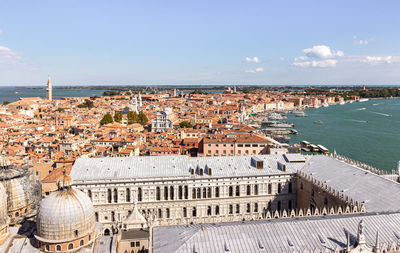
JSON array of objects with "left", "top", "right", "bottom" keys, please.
[
  {"left": 0, "top": 156, "right": 10, "bottom": 168},
  {"left": 0, "top": 183, "right": 8, "bottom": 228},
  {"left": 1, "top": 177, "right": 30, "bottom": 212},
  {"left": 36, "top": 188, "right": 95, "bottom": 242}
]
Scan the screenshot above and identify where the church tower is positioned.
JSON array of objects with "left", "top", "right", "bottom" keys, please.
[{"left": 46, "top": 76, "right": 52, "bottom": 101}]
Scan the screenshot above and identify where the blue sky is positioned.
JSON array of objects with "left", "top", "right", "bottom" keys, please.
[{"left": 0, "top": 0, "right": 400, "bottom": 86}]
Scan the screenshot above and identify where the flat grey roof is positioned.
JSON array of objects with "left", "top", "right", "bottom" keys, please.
[
  {"left": 284, "top": 153, "right": 306, "bottom": 163},
  {"left": 153, "top": 212, "right": 400, "bottom": 253},
  {"left": 70, "top": 155, "right": 306, "bottom": 181},
  {"left": 121, "top": 229, "right": 149, "bottom": 240},
  {"left": 303, "top": 155, "right": 400, "bottom": 213}
]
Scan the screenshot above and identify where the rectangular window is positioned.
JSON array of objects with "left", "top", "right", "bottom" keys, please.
[
  {"left": 245, "top": 144, "right": 251, "bottom": 147},
  {"left": 131, "top": 242, "right": 135, "bottom": 247},
  {"left": 252, "top": 144, "right": 258, "bottom": 147},
  {"left": 238, "top": 144, "right": 243, "bottom": 147},
  {"left": 136, "top": 242, "right": 140, "bottom": 247}
]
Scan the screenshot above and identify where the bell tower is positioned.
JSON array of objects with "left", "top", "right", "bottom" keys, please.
[{"left": 46, "top": 76, "right": 52, "bottom": 101}]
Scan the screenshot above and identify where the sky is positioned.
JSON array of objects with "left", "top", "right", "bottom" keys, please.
[{"left": 0, "top": 0, "right": 400, "bottom": 86}]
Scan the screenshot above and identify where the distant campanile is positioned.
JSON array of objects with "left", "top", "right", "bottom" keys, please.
[{"left": 46, "top": 76, "right": 52, "bottom": 100}]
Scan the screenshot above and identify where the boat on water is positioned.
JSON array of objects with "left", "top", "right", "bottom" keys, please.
[
  {"left": 322, "top": 102, "right": 329, "bottom": 107},
  {"left": 295, "top": 112, "right": 308, "bottom": 117},
  {"left": 317, "top": 144, "right": 329, "bottom": 154},
  {"left": 359, "top": 98, "right": 369, "bottom": 102},
  {"left": 360, "top": 107, "right": 366, "bottom": 110},
  {"left": 339, "top": 101, "right": 345, "bottom": 105},
  {"left": 314, "top": 120, "right": 323, "bottom": 124},
  {"left": 314, "top": 105, "right": 321, "bottom": 108}
]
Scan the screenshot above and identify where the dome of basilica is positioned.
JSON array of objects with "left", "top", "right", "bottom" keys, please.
[
  {"left": 0, "top": 183, "right": 10, "bottom": 245},
  {"left": 36, "top": 173, "right": 95, "bottom": 245},
  {"left": 0, "top": 183, "right": 8, "bottom": 228}
]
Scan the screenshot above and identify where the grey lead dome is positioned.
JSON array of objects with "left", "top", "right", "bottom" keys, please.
[
  {"left": 36, "top": 188, "right": 95, "bottom": 242},
  {"left": 0, "top": 183, "right": 8, "bottom": 229}
]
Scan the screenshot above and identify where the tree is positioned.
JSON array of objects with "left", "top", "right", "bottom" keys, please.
[
  {"left": 56, "top": 107, "right": 65, "bottom": 112},
  {"left": 138, "top": 111, "right": 148, "bottom": 125},
  {"left": 2, "top": 101, "right": 10, "bottom": 105},
  {"left": 100, "top": 113, "right": 113, "bottom": 125},
  {"left": 179, "top": 121, "right": 193, "bottom": 128},
  {"left": 83, "top": 99, "right": 94, "bottom": 109},
  {"left": 127, "top": 111, "right": 138, "bottom": 124},
  {"left": 244, "top": 95, "right": 250, "bottom": 99},
  {"left": 114, "top": 112, "right": 122, "bottom": 123}
]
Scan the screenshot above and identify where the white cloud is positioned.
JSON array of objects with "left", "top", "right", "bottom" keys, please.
[
  {"left": 303, "top": 45, "right": 344, "bottom": 59},
  {"left": 245, "top": 56, "right": 260, "bottom": 63},
  {"left": 293, "top": 59, "right": 337, "bottom": 68},
  {"left": 0, "top": 46, "right": 23, "bottom": 65},
  {"left": 293, "top": 45, "right": 343, "bottom": 68},
  {"left": 0, "top": 29, "right": 2, "bottom": 35},
  {"left": 279, "top": 57, "right": 285, "bottom": 61},
  {"left": 363, "top": 56, "right": 392, "bottom": 65},
  {"left": 245, "top": 67, "right": 264, "bottom": 73}
]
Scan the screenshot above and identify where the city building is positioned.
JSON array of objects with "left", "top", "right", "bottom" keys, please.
[{"left": 151, "top": 111, "right": 173, "bottom": 132}]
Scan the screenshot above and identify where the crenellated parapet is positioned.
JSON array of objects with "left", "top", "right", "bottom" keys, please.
[{"left": 297, "top": 169, "right": 365, "bottom": 211}]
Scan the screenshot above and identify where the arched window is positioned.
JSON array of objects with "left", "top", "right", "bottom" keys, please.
[
  {"left": 183, "top": 207, "right": 187, "bottom": 217},
  {"left": 74, "top": 230, "right": 78, "bottom": 237},
  {"left": 104, "top": 229, "right": 110, "bottom": 236},
  {"left": 277, "top": 183, "right": 282, "bottom": 194},
  {"left": 203, "top": 188, "right": 207, "bottom": 198},
  {"left": 178, "top": 186, "right": 183, "bottom": 199},
  {"left": 107, "top": 189, "right": 112, "bottom": 203},
  {"left": 207, "top": 206, "right": 212, "bottom": 216},
  {"left": 300, "top": 182, "right": 304, "bottom": 190},
  {"left": 192, "top": 207, "right": 197, "bottom": 217},
  {"left": 95, "top": 212, "right": 99, "bottom": 222},
  {"left": 246, "top": 185, "right": 251, "bottom": 195},
  {"left": 192, "top": 188, "right": 196, "bottom": 199},
  {"left": 126, "top": 188, "right": 131, "bottom": 202},
  {"left": 215, "top": 187, "right": 220, "bottom": 197},
  {"left": 247, "top": 203, "right": 251, "bottom": 213},
  {"left": 254, "top": 203, "right": 258, "bottom": 212},
  {"left": 184, "top": 185, "right": 188, "bottom": 199},
  {"left": 215, "top": 205, "right": 220, "bottom": 215},
  {"left": 197, "top": 188, "right": 201, "bottom": 199},
  {"left": 170, "top": 186, "right": 174, "bottom": 200},
  {"left": 235, "top": 185, "right": 240, "bottom": 196},
  {"left": 268, "top": 184, "right": 272, "bottom": 194},
  {"left": 229, "top": 186, "right": 233, "bottom": 197},
  {"left": 111, "top": 211, "right": 115, "bottom": 222},
  {"left": 46, "top": 245, "right": 49, "bottom": 251},
  {"left": 80, "top": 240, "right": 84, "bottom": 246},
  {"left": 254, "top": 184, "right": 258, "bottom": 195},
  {"left": 138, "top": 188, "right": 142, "bottom": 201},
  {"left": 311, "top": 189, "right": 315, "bottom": 197},
  {"left": 88, "top": 190, "right": 92, "bottom": 200},
  {"left": 164, "top": 186, "right": 168, "bottom": 200},
  {"left": 15, "top": 212, "right": 19, "bottom": 217},
  {"left": 156, "top": 187, "right": 161, "bottom": 200},
  {"left": 158, "top": 209, "right": 162, "bottom": 218},
  {"left": 56, "top": 245, "right": 62, "bottom": 251},
  {"left": 207, "top": 187, "right": 211, "bottom": 198},
  {"left": 229, "top": 204, "right": 233, "bottom": 214},
  {"left": 68, "top": 243, "right": 73, "bottom": 250},
  {"left": 166, "top": 208, "right": 170, "bottom": 218},
  {"left": 113, "top": 188, "right": 118, "bottom": 203},
  {"left": 236, "top": 204, "right": 240, "bottom": 213}
]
